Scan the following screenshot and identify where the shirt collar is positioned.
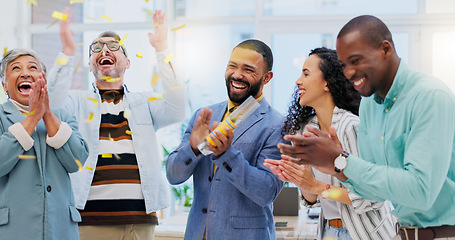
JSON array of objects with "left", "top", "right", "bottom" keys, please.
[{"left": 373, "top": 60, "right": 407, "bottom": 109}]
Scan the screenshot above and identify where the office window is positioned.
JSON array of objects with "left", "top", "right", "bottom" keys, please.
[
  {"left": 174, "top": 0, "right": 255, "bottom": 18},
  {"left": 426, "top": 0, "right": 455, "bottom": 14},
  {"left": 264, "top": 0, "right": 418, "bottom": 16},
  {"left": 432, "top": 32, "right": 455, "bottom": 93}
]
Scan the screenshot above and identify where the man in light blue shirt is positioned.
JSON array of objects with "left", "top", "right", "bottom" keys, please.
[{"left": 277, "top": 15, "right": 455, "bottom": 239}]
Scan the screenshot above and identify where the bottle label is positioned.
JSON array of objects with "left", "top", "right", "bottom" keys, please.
[{"left": 205, "top": 118, "right": 237, "bottom": 146}]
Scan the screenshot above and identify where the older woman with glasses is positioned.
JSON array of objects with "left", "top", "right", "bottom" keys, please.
[{"left": 0, "top": 48, "right": 89, "bottom": 240}]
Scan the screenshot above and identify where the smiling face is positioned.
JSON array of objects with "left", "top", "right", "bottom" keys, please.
[
  {"left": 89, "top": 37, "right": 130, "bottom": 83},
  {"left": 336, "top": 30, "right": 392, "bottom": 98},
  {"left": 296, "top": 54, "right": 331, "bottom": 109},
  {"left": 225, "top": 47, "right": 272, "bottom": 105},
  {"left": 2, "top": 55, "right": 42, "bottom": 106}
]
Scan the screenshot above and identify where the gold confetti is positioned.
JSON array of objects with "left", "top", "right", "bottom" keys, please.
[
  {"left": 148, "top": 93, "right": 164, "bottom": 102},
  {"left": 86, "top": 96, "right": 99, "bottom": 105},
  {"left": 171, "top": 24, "right": 186, "bottom": 31},
  {"left": 27, "top": 0, "right": 37, "bottom": 6},
  {"left": 113, "top": 154, "right": 121, "bottom": 160},
  {"left": 76, "top": 42, "right": 84, "bottom": 46},
  {"left": 123, "top": 108, "right": 131, "bottom": 119},
  {"left": 102, "top": 153, "right": 112, "bottom": 158},
  {"left": 108, "top": 133, "right": 114, "bottom": 142},
  {"left": 170, "top": 84, "right": 184, "bottom": 90},
  {"left": 69, "top": 0, "right": 83, "bottom": 4},
  {"left": 75, "top": 159, "right": 83, "bottom": 171},
  {"left": 52, "top": 11, "right": 68, "bottom": 21},
  {"left": 19, "top": 155, "right": 37, "bottom": 159},
  {"left": 22, "top": 110, "right": 36, "bottom": 116},
  {"left": 86, "top": 17, "right": 98, "bottom": 21},
  {"left": 151, "top": 73, "right": 159, "bottom": 88},
  {"left": 143, "top": 9, "right": 153, "bottom": 15},
  {"left": 84, "top": 112, "right": 94, "bottom": 122},
  {"left": 100, "top": 15, "right": 113, "bottom": 22},
  {"left": 86, "top": 166, "right": 93, "bottom": 170},
  {"left": 118, "top": 33, "right": 128, "bottom": 46},
  {"left": 164, "top": 53, "right": 173, "bottom": 63},
  {"left": 136, "top": 51, "right": 143, "bottom": 58},
  {"left": 125, "top": 130, "right": 132, "bottom": 135},
  {"left": 3, "top": 47, "right": 7, "bottom": 57},
  {"left": 57, "top": 56, "right": 69, "bottom": 65}
]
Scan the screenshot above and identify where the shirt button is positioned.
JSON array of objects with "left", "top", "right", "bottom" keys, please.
[
  {"left": 393, "top": 97, "right": 397, "bottom": 101},
  {"left": 202, "top": 208, "right": 207, "bottom": 214},
  {"left": 346, "top": 184, "right": 352, "bottom": 188},
  {"left": 385, "top": 108, "right": 389, "bottom": 112},
  {"left": 381, "top": 136, "right": 384, "bottom": 141},
  {"left": 47, "top": 185, "right": 52, "bottom": 192}
]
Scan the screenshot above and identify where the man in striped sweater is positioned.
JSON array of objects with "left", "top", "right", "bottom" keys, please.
[{"left": 47, "top": 9, "right": 185, "bottom": 240}]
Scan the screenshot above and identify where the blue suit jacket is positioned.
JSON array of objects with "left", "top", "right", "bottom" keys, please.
[
  {"left": 0, "top": 101, "right": 89, "bottom": 239},
  {"left": 166, "top": 99, "right": 284, "bottom": 240}
]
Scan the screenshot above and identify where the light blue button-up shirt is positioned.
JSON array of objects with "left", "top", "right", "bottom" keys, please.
[{"left": 342, "top": 61, "right": 455, "bottom": 227}]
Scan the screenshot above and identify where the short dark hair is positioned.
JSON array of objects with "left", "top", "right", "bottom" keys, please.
[
  {"left": 235, "top": 39, "right": 273, "bottom": 72},
  {"left": 337, "top": 15, "right": 394, "bottom": 48},
  {"left": 90, "top": 31, "right": 128, "bottom": 57}
]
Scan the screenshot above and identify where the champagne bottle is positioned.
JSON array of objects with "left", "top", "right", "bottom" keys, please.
[{"left": 197, "top": 95, "right": 260, "bottom": 155}]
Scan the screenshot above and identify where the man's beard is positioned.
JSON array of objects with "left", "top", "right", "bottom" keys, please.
[
  {"left": 225, "top": 76, "right": 262, "bottom": 105},
  {"left": 93, "top": 65, "right": 121, "bottom": 81}
]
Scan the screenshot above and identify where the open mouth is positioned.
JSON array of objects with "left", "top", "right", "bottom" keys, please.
[
  {"left": 17, "top": 82, "right": 32, "bottom": 94},
  {"left": 353, "top": 77, "right": 365, "bottom": 90},
  {"left": 298, "top": 88, "right": 306, "bottom": 97},
  {"left": 98, "top": 57, "right": 115, "bottom": 66}
]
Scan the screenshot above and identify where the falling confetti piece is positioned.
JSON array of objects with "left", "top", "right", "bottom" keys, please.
[
  {"left": 22, "top": 110, "right": 36, "bottom": 116},
  {"left": 76, "top": 42, "right": 84, "bottom": 46},
  {"left": 69, "top": 0, "right": 83, "bottom": 4},
  {"left": 84, "top": 112, "right": 94, "bottom": 122},
  {"left": 86, "top": 96, "right": 99, "bottom": 105},
  {"left": 52, "top": 11, "right": 68, "bottom": 21},
  {"left": 108, "top": 133, "right": 114, "bottom": 142},
  {"left": 57, "top": 56, "right": 69, "bottom": 65},
  {"left": 170, "top": 84, "right": 184, "bottom": 90},
  {"left": 148, "top": 94, "right": 164, "bottom": 102},
  {"left": 125, "top": 130, "right": 132, "bottom": 135},
  {"left": 143, "top": 8, "right": 153, "bottom": 15},
  {"left": 123, "top": 108, "right": 132, "bottom": 119},
  {"left": 118, "top": 33, "right": 128, "bottom": 46},
  {"left": 75, "top": 159, "right": 83, "bottom": 171},
  {"left": 164, "top": 53, "right": 173, "bottom": 63},
  {"left": 136, "top": 51, "right": 143, "bottom": 58},
  {"left": 171, "top": 24, "right": 186, "bottom": 31},
  {"left": 19, "top": 155, "right": 37, "bottom": 159},
  {"left": 86, "top": 17, "right": 98, "bottom": 21},
  {"left": 74, "top": 59, "right": 82, "bottom": 74},
  {"left": 27, "top": 0, "right": 37, "bottom": 6},
  {"left": 102, "top": 153, "right": 112, "bottom": 158},
  {"left": 100, "top": 15, "right": 113, "bottom": 22},
  {"left": 3, "top": 47, "right": 7, "bottom": 57},
  {"left": 113, "top": 154, "right": 121, "bottom": 160},
  {"left": 86, "top": 166, "right": 93, "bottom": 170},
  {"left": 100, "top": 76, "right": 121, "bottom": 82},
  {"left": 151, "top": 73, "right": 159, "bottom": 88}
]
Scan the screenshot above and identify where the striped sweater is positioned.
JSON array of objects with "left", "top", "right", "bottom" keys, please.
[{"left": 79, "top": 89, "right": 157, "bottom": 225}]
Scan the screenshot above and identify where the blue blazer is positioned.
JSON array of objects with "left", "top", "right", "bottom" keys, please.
[
  {"left": 167, "top": 99, "right": 284, "bottom": 240},
  {"left": 0, "top": 101, "right": 89, "bottom": 240}
]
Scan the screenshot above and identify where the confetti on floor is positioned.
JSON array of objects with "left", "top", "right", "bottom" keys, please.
[
  {"left": 171, "top": 24, "right": 186, "bottom": 31},
  {"left": 86, "top": 96, "right": 99, "bottom": 105},
  {"left": 100, "top": 15, "right": 113, "bottom": 22},
  {"left": 22, "top": 110, "right": 36, "bottom": 116},
  {"left": 52, "top": 11, "right": 68, "bottom": 21}
]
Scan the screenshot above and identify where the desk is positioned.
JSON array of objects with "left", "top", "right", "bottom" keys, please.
[{"left": 156, "top": 209, "right": 317, "bottom": 240}]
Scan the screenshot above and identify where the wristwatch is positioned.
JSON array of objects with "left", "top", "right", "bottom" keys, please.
[{"left": 334, "top": 151, "right": 349, "bottom": 173}]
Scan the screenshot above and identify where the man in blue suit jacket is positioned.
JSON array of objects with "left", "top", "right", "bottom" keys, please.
[{"left": 166, "top": 39, "right": 284, "bottom": 240}]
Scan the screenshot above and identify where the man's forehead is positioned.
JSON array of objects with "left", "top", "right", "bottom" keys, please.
[
  {"left": 93, "top": 36, "right": 117, "bottom": 43},
  {"left": 230, "top": 48, "right": 263, "bottom": 65}
]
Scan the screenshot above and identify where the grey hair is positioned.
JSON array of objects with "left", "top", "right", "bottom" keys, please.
[{"left": 0, "top": 48, "right": 47, "bottom": 84}]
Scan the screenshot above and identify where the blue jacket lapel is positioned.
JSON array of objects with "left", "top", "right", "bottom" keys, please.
[{"left": 231, "top": 99, "right": 268, "bottom": 145}]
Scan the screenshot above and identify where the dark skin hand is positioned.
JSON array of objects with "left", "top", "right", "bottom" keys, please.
[{"left": 277, "top": 126, "right": 348, "bottom": 181}]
